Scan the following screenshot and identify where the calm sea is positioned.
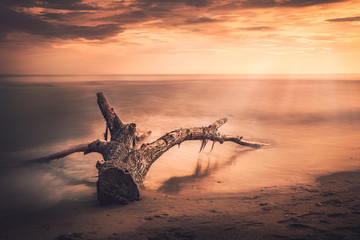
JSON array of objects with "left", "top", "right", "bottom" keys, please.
[{"left": 0, "top": 74, "right": 359, "bottom": 212}]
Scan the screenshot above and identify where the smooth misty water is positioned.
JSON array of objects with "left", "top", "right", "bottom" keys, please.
[{"left": 0, "top": 75, "right": 359, "bottom": 212}]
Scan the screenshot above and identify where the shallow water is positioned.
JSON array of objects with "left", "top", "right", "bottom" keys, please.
[{"left": 0, "top": 75, "right": 359, "bottom": 212}]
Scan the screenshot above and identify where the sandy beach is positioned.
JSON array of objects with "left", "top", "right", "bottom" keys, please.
[
  {"left": 1, "top": 168, "right": 360, "bottom": 240},
  {"left": 2, "top": 0, "right": 360, "bottom": 237},
  {"left": 0, "top": 78, "right": 359, "bottom": 240}
]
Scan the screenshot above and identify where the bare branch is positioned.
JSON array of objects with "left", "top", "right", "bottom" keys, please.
[
  {"left": 208, "top": 117, "right": 227, "bottom": 131},
  {"left": 125, "top": 119, "right": 266, "bottom": 183},
  {"left": 24, "top": 140, "right": 106, "bottom": 165},
  {"left": 220, "top": 135, "right": 264, "bottom": 148},
  {"left": 97, "top": 92, "right": 124, "bottom": 136}
]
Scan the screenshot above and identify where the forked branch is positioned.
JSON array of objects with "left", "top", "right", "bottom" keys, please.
[
  {"left": 125, "top": 118, "right": 266, "bottom": 183},
  {"left": 25, "top": 92, "right": 268, "bottom": 205}
]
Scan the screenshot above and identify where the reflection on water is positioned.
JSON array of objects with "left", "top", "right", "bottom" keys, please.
[{"left": 0, "top": 75, "right": 359, "bottom": 212}]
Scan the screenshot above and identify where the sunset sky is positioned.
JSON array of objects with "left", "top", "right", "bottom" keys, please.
[{"left": 0, "top": 0, "right": 359, "bottom": 74}]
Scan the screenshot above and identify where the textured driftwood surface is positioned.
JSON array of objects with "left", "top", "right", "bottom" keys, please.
[{"left": 27, "top": 92, "right": 267, "bottom": 205}]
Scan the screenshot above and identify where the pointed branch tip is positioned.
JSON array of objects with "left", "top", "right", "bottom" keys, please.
[
  {"left": 209, "top": 118, "right": 228, "bottom": 130},
  {"left": 96, "top": 92, "right": 124, "bottom": 136}
]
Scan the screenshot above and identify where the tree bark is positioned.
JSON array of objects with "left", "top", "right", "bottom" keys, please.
[{"left": 27, "top": 92, "right": 267, "bottom": 205}]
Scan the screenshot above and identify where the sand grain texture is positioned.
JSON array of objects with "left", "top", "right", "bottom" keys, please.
[{"left": 1, "top": 170, "right": 360, "bottom": 240}]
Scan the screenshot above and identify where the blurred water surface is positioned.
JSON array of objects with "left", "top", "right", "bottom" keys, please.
[{"left": 0, "top": 75, "right": 359, "bottom": 212}]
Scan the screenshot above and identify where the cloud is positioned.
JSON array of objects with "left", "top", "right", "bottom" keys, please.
[
  {"left": 0, "top": 5, "right": 123, "bottom": 40},
  {"left": 185, "top": 17, "right": 218, "bottom": 24},
  {"left": 134, "top": 0, "right": 213, "bottom": 8},
  {"left": 212, "top": 0, "right": 348, "bottom": 10},
  {"left": 97, "top": 6, "right": 219, "bottom": 27},
  {"left": 39, "top": 0, "right": 98, "bottom": 10},
  {"left": 241, "top": 0, "right": 278, "bottom": 8},
  {"left": 326, "top": 16, "right": 360, "bottom": 22},
  {"left": 0, "top": 0, "right": 219, "bottom": 41},
  {"left": 96, "top": 10, "right": 154, "bottom": 24},
  {"left": 279, "top": 0, "right": 346, "bottom": 7},
  {"left": 239, "top": 26, "right": 273, "bottom": 31},
  {"left": 40, "top": 12, "right": 91, "bottom": 21},
  {"left": 0, "top": 0, "right": 353, "bottom": 43},
  {"left": 1, "top": 0, "right": 98, "bottom": 10}
]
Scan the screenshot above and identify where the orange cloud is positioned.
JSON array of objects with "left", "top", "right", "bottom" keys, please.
[{"left": 0, "top": 0, "right": 359, "bottom": 74}]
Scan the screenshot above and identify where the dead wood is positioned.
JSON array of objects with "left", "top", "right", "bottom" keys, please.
[{"left": 26, "top": 92, "right": 267, "bottom": 205}]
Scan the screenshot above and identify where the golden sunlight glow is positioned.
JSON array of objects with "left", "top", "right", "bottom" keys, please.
[{"left": 1, "top": 0, "right": 359, "bottom": 74}]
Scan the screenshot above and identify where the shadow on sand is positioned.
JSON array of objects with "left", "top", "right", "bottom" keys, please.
[{"left": 157, "top": 148, "right": 256, "bottom": 194}]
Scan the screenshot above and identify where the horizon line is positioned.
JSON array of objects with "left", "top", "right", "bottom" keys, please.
[{"left": 1, "top": 73, "right": 360, "bottom": 77}]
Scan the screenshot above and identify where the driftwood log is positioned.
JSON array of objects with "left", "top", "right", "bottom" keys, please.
[{"left": 28, "top": 92, "right": 266, "bottom": 205}]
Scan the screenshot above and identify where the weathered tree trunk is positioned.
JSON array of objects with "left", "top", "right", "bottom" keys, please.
[{"left": 27, "top": 92, "right": 266, "bottom": 205}]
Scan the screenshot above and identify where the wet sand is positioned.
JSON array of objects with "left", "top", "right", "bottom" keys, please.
[
  {"left": 1, "top": 169, "right": 360, "bottom": 240},
  {"left": 1, "top": 77, "right": 359, "bottom": 239}
]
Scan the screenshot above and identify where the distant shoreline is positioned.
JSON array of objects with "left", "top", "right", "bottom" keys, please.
[
  {"left": 1, "top": 73, "right": 360, "bottom": 84},
  {"left": 1, "top": 73, "right": 360, "bottom": 78}
]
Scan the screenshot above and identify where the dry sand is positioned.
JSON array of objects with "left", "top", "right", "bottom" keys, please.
[{"left": 1, "top": 169, "right": 360, "bottom": 240}]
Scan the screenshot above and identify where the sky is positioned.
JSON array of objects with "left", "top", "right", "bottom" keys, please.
[{"left": 0, "top": 0, "right": 359, "bottom": 75}]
